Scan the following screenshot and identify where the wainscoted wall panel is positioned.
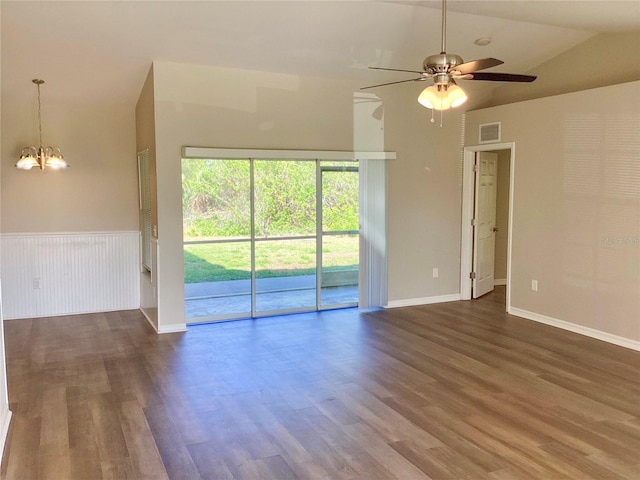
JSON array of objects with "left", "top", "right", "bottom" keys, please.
[{"left": 1, "top": 232, "right": 140, "bottom": 319}]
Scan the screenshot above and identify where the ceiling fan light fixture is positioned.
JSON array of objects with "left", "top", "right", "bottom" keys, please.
[
  {"left": 418, "top": 83, "right": 467, "bottom": 111},
  {"left": 417, "top": 86, "right": 440, "bottom": 109},
  {"left": 362, "top": 0, "right": 535, "bottom": 121},
  {"left": 449, "top": 84, "right": 468, "bottom": 107}
]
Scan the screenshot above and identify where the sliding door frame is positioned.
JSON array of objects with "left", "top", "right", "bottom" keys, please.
[{"left": 182, "top": 147, "right": 395, "bottom": 322}]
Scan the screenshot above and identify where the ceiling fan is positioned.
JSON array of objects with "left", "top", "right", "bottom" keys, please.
[{"left": 362, "top": 0, "right": 536, "bottom": 111}]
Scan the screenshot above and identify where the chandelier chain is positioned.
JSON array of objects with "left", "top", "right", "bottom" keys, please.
[
  {"left": 16, "top": 78, "right": 68, "bottom": 170},
  {"left": 37, "top": 82, "right": 43, "bottom": 146}
]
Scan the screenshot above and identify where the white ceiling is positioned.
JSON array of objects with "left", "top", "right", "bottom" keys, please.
[
  {"left": 398, "top": 1, "right": 640, "bottom": 31},
  {"left": 2, "top": 1, "right": 639, "bottom": 109}
]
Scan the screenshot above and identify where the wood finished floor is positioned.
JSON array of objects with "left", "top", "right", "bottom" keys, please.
[{"left": 2, "top": 288, "right": 639, "bottom": 479}]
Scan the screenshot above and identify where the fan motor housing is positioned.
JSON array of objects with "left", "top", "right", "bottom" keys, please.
[
  {"left": 432, "top": 73, "right": 451, "bottom": 86},
  {"left": 424, "top": 53, "right": 464, "bottom": 73}
]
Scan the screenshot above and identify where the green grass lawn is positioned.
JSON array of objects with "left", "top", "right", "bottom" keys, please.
[{"left": 184, "top": 235, "right": 358, "bottom": 283}]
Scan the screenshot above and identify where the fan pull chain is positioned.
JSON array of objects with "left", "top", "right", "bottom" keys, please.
[{"left": 428, "top": 108, "right": 443, "bottom": 128}]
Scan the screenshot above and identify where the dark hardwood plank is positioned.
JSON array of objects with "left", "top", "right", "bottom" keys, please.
[
  {"left": 68, "top": 444, "right": 103, "bottom": 480},
  {"left": 118, "top": 400, "right": 169, "bottom": 480},
  {"left": 87, "top": 393, "right": 130, "bottom": 464},
  {"left": 99, "top": 459, "right": 136, "bottom": 480},
  {"left": 255, "top": 455, "right": 298, "bottom": 480},
  {"left": 538, "top": 441, "right": 627, "bottom": 480},
  {"left": 383, "top": 397, "right": 506, "bottom": 473},
  {"left": 342, "top": 422, "right": 430, "bottom": 479},
  {"left": 3, "top": 415, "right": 41, "bottom": 480},
  {"left": 187, "top": 441, "right": 236, "bottom": 480},
  {"left": 143, "top": 404, "right": 202, "bottom": 480}
]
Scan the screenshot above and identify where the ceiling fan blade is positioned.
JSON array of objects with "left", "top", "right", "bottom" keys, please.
[
  {"left": 467, "top": 72, "right": 537, "bottom": 82},
  {"left": 454, "top": 58, "right": 504, "bottom": 75},
  {"left": 369, "top": 66, "right": 426, "bottom": 75},
  {"left": 360, "top": 77, "right": 427, "bottom": 90}
]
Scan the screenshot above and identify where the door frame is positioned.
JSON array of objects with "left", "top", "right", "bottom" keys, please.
[{"left": 460, "top": 142, "right": 515, "bottom": 312}]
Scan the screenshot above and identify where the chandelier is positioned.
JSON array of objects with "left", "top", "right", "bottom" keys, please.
[{"left": 16, "top": 79, "right": 68, "bottom": 170}]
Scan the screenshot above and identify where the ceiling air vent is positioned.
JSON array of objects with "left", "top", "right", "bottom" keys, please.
[{"left": 479, "top": 122, "right": 501, "bottom": 144}]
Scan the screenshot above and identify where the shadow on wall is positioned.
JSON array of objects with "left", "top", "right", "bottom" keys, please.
[{"left": 561, "top": 112, "right": 640, "bottom": 306}]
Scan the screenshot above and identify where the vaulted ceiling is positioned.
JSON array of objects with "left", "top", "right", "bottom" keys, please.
[{"left": 2, "top": 1, "right": 639, "bottom": 109}]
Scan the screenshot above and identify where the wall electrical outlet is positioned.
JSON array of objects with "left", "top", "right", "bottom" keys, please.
[
  {"left": 531, "top": 279, "right": 538, "bottom": 292},
  {"left": 433, "top": 268, "right": 439, "bottom": 278}
]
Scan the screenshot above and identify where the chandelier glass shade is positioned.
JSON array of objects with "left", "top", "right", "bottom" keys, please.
[
  {"left": 418, "top": 83, "right": 468, "bottom": 111},
  {"left": 17, "top": 146, "right": 67, "bottom": 170},
  {"left": 16, "top": 79, "right": 68, "bottom": 171}
]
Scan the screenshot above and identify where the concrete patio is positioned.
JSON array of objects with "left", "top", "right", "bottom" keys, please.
[{"left": 185, "top": 274, "right": 358, "bottom": 320}]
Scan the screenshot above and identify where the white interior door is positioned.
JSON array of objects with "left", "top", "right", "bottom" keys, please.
[{"left": 473, "top": 152, "right": 498, "bottom": 298}]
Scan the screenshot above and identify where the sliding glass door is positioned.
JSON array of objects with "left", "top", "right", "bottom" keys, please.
[
  {"left": 183, "top": 159, "right": 252, "bottom": 320},
  {"left": 183, "top": 157, "right": 358, "bottom": 323},
  {"left": 320, "top": 165, "right": 359, "bottom": 307},
  {"left": 254, "top": 160, "right": 318, "bottom": 314}
]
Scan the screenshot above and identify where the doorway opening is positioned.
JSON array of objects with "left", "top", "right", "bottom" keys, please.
[
  {"left": 182, "top": 157, "right": 359, "bottom": 323},
  {"left": 461, "top": 143, "right": 514, "bottom": 311}
]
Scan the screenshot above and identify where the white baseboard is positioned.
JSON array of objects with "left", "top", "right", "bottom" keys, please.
[
  {"left": 0, "top": 409, "right": 12, "bottom": 461},
  {"left": 139, "top": 308, "right": 185, "bottom": 334},
  {"left": 509, "top": 307, "right": 640, "bottom": 352},
  {"left": 4, "top": 307, "right": 137, "bottom": 321},
  {"left": 494, "top": 279, "right": 507, "bottom": 286},
  {"left": 140, "top": 307, "right": 158, "bottom": 333},
  {"left": 158, "top": 324, "right": 188, "bottom": 334},
  {"left": 386, "top": 293, "right": 461, "bottom": 309}
]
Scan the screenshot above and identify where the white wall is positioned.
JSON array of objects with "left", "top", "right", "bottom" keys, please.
[
  {"left": 0, "top": 284, "right": 11, "bottom": 460},
  {"left": 150, "top": 62, "right": 376, "bottom": 331},
  {"left": 1, "top": 92, "right": 139, "bottom": 233},
  {"left": 144, "top": 61, "right": 465, "bottom": 329},
  {"left": 381, "top": 87, "right": 465, "bottom": 305},
  {"left": 495, "top": 149, "right": 510, "bottom": 281},
  {"left": 135, "top": 68, "right": 159, "bottom": 331},
  {"left": 1, "top": 48, "right": 141, "bottom": 320},
  {"left": 483, "top": 31, "right": 640, "bottom": 108},
  {"left": 0, "top": 3, "right": 14, "bottom": 456},
  {"left": 466, "top": 81, "right": 640, "bottom": 346}
]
